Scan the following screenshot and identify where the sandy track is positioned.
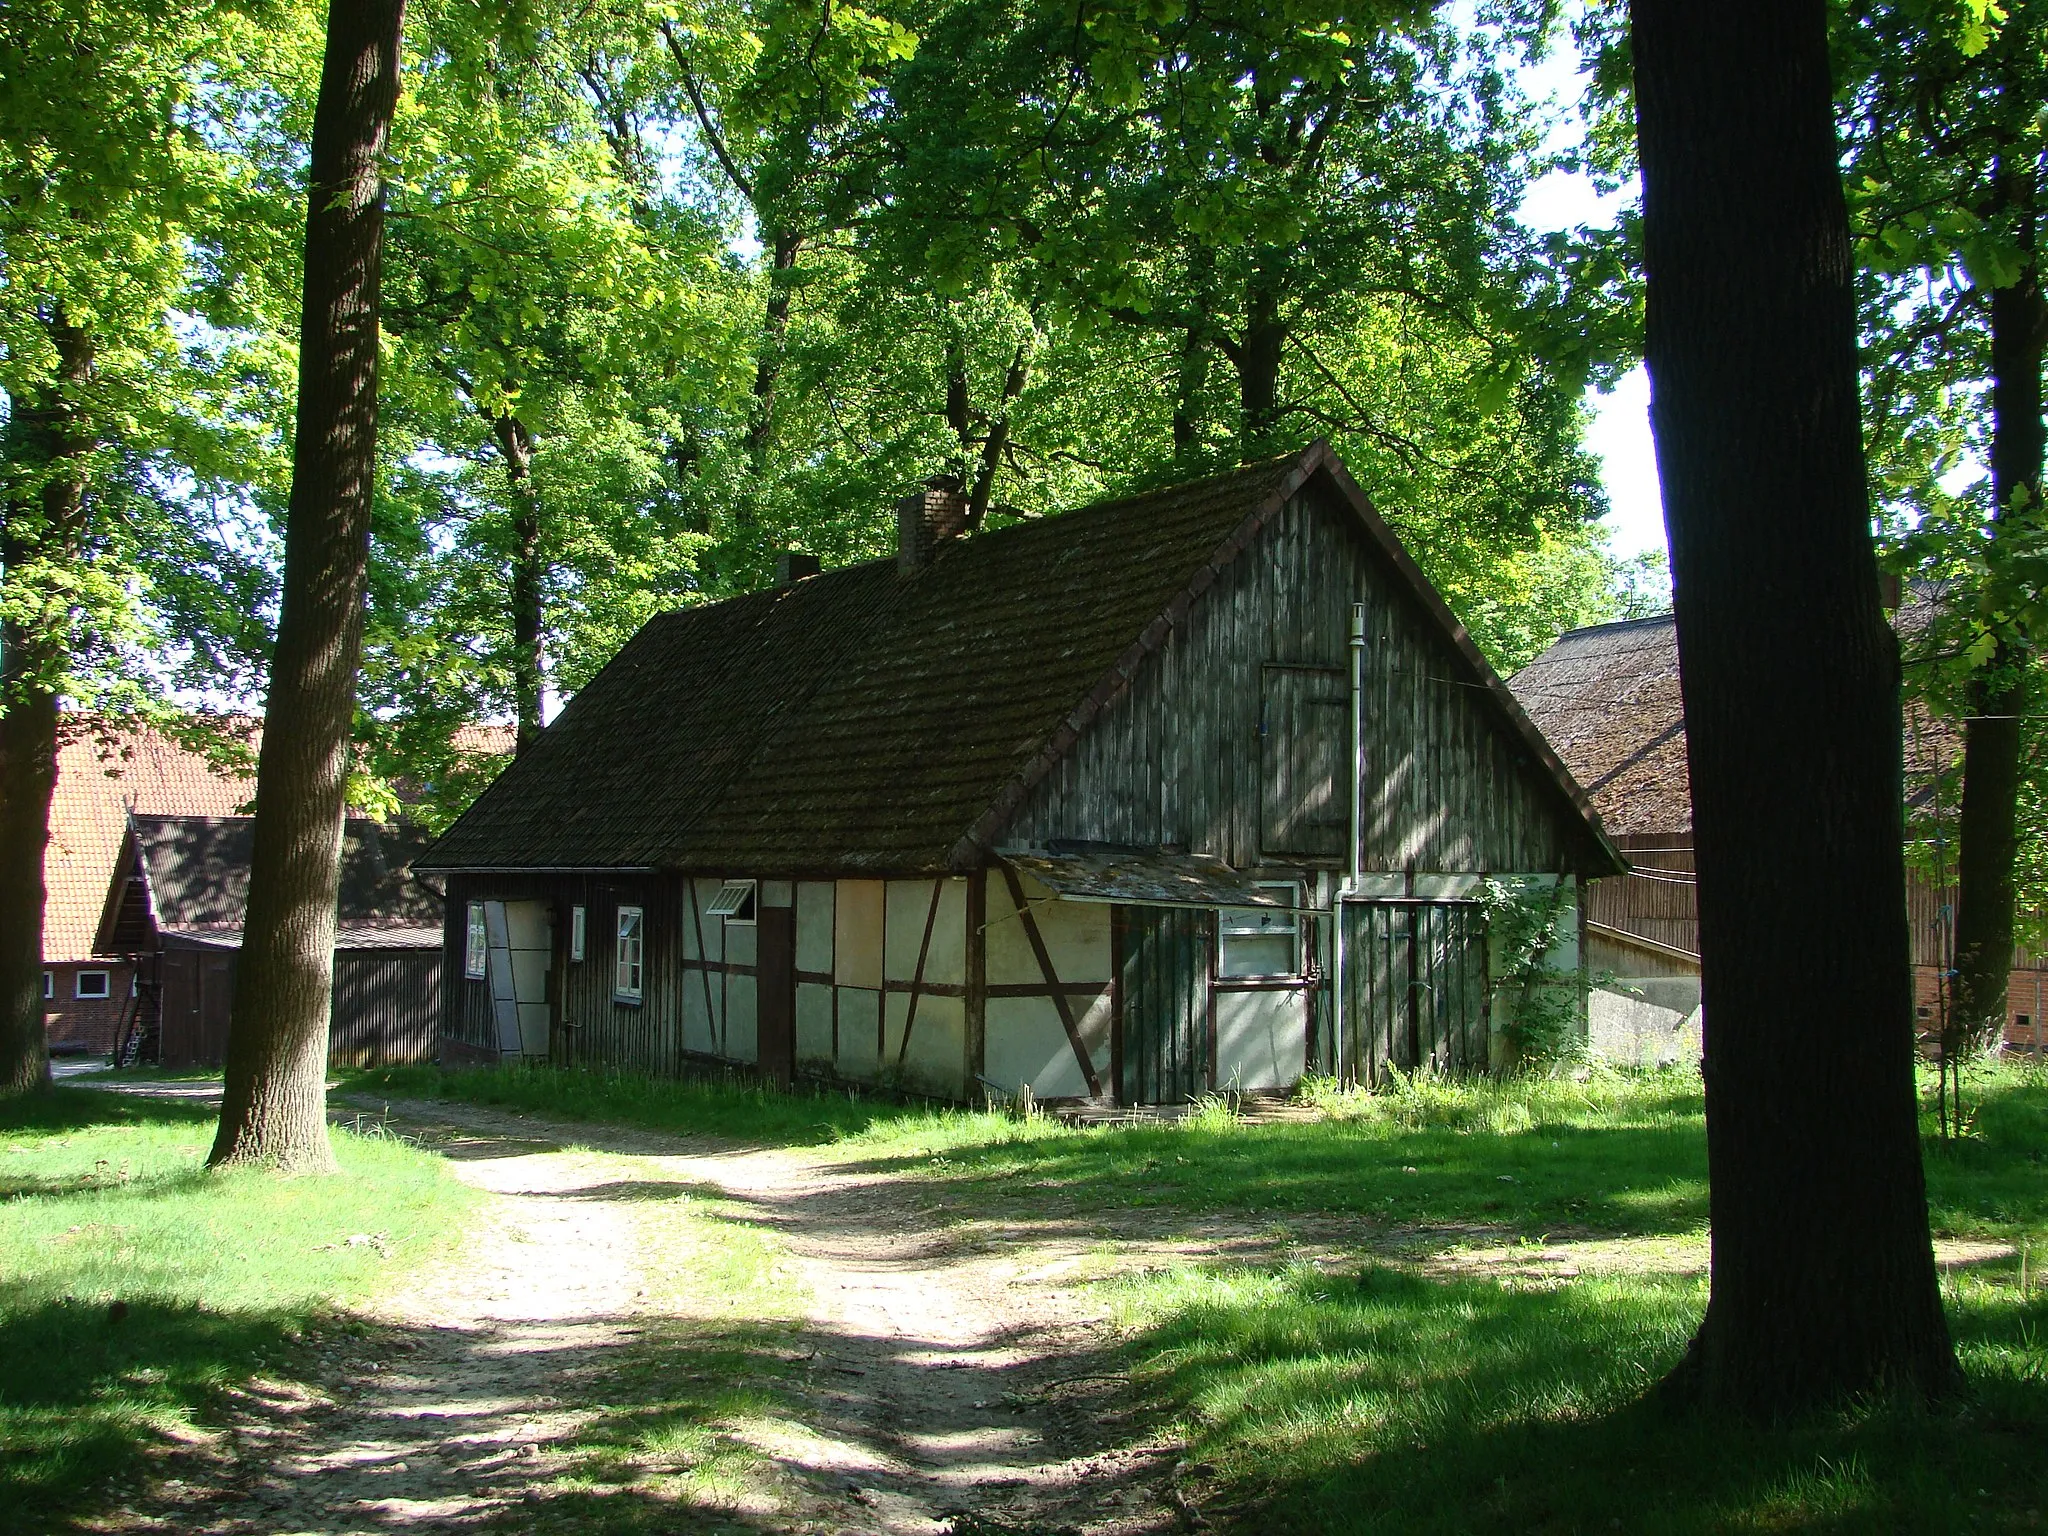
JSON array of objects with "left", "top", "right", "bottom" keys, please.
[{"left": 109, "top": 1095, "right": 1180, "bottom": 1536}]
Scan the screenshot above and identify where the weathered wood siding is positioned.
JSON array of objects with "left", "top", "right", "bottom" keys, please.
[
  {"left": 329, "top": 950, "right": 441, "bottom": 1067},
  {"left": 1005, "top": 487, "right": 1587, "bottom": 875}
]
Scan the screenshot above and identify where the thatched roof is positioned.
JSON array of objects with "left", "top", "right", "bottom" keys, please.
[{"left": 1509, "top": 616, "right": 1690, "bottom": 838}]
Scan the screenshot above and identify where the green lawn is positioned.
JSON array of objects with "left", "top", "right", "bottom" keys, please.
[
  {"left": 0, "top": 1086, "right": 474, "bottom": 1533},
  {"left": 355, "top": 1059, "right": 2048, "bottom": 1532}
]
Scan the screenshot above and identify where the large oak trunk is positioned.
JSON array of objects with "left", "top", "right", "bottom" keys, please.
[
  {"left": 1630, "top": 0, "right": 1959, "bottom": 1410},
  {"left": 210, "top": 0, "right": 406, "bottom": 1170},
  {"left": 0, "top": 316, "right": 95, "bottom": 1097},
  {"left": 1951, "top": 274, "right": 2045, "bottom": 1052}
]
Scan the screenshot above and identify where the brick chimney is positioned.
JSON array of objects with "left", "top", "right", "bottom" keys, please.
[
  {"left": 897, "top": 475, "right": 968, "bottom": 572},
  {"left": 776, "top": 550, "right": 822, "bottom": 585}
]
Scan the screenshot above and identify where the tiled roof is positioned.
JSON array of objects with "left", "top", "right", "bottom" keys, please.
[
  {"left": 425, "top": 445, "right": 1615, "bottom": 877},
  {"left": 47, "top": 720, "right": 257, "bottom": 963},
  {"left": 1508, "top": 617, "right": 1690, "bottom": 838}
]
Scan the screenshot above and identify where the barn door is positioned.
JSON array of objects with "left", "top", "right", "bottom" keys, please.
[
  {"left": 1260, "top": 664, "right": 1348, "bottom": 859},
  {"left": 1116, "top": 906, "right": 1212, "bottom": 1104},
  {"left": 1342, "top": 901, "right": 1489, "bottom": 1081},
  {"left": 756, "top": 905, "right": 796, "bottom": 1090}
]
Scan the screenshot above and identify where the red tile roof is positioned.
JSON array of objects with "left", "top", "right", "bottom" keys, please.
[{"left": 47, "top": 718, "right": 256, "bottom": 963}]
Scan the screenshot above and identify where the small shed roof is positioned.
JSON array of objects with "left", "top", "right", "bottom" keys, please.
[
  {"left": 422, "top": 442, "right": 1615, "bottom": 877},
  {"left": 95, "top": 815, "right": 442, "bottom": 954}
]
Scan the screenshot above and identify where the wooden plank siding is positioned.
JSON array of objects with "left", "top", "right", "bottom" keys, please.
[{"left": 1005, "top": 489, "right": 1581, "bottom": 875}]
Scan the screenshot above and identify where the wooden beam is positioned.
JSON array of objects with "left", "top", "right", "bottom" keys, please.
[
  {"left": 999, "top": 863, "right": 1103, "bottom": 1097},
  {"left": 895, "top": 880, "right": 943, "bottom": 1068}
]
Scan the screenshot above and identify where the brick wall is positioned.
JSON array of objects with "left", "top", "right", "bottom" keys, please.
[
  {"left": 44, "top": 960, "right": 135, "bottom": 1056},
  {"left": 1913, "top": 965, "right": 2048, "bottom": 1055}
]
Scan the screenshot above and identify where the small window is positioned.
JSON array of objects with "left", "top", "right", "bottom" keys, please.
[
  {"left": 42, "top": 972, "right": 53, "bottom": 1000},
  {"left": 1219, "top": 885, "right": 1300, "bottom": 978},
  {"left": 1915, "top": 1004, "right": 1932, "bottom": 1019},
  {"left": 570, "top": 905, "right": 587, "bottom": 962},
  {"left": 615, "top": 905, "right": 645, "bottom": 1000},
  {"left": 2018, "top": 1014, "right": 2033, "bottom": 1031},
  {"left": 74, "top": 970, "right": 111, "bottom": 1000},
  {"left": 704, "top": 879, "right": 757, "bottom": 923},
  {"left": 465, "top": 902, "right": 489, "bottom": 980}
]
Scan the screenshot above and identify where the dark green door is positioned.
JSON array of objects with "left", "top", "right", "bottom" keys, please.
[
  {"left": 1117, "top": 906, "right": 1213, "bottom": 1104},
  {"left": 1341, "top": 901, "right": 1489, "bottom": 1082}
]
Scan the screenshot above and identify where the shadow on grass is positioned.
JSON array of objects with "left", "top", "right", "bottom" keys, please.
[
  {"left": 0, "top": 1293, "right": 315, "bottom": 1535},
  {"left": 1126, "top": 1261, "right": 2048, "bottom": 1535},
  {"left": 0, "top": 1086, "right": 215, "bottom": 1136},
  {"left": 846, "top": 1118, "right": 1714, "bottom": 1240}
]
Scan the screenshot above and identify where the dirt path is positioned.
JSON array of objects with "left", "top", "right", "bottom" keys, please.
[{"left": 116, "top": 1096, "right": 1180, "bottom": 1536}]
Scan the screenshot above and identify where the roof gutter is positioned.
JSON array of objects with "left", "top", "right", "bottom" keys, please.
[{"left": 414, "top": 865, "right": 658, "bottom": 876}]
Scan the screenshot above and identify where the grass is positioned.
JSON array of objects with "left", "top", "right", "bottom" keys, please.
[
  {"left": 0, "top": 1085, "right": 474, "bottom": 1533},
  {"left": 347, "top": 1057, "right": 2048, "bottom": 1531}
]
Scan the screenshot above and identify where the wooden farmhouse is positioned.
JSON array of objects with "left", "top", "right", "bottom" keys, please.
[
  {"left": 95, "top": 815, "right": 444, "bottom": 1069},
  {"left": 417, "top": 443, "right": 1623, "bottom": 1105}
]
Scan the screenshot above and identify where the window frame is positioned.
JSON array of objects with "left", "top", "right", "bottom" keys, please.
[
  {"left": 42, "top": 971, "right": 53, "bottom": 1000},
  {"left": 614, "top": 904, "right": 645, "bottom": 1002},
  {"left": 569, "top": 904, "right": 587, "bottom": 963},
  {"left": 703, "top": 879, "right": 758, "bottom": 925},
  {"left": 464, "top": 902, "right": 489, "bottom": 980},
  {"left": 73, "top": 969, "right": 112, "bottom": 1001},
  {"left": 1216, "top": 883, "right": 1303, "bottom": 980}
]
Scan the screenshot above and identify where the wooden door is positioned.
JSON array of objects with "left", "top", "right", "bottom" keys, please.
[
  {"left": 1117, "top": 906, "right": 1213, "bottom": 1104},
  {"left": 756, "top": 905, "right": 796, "bottom": 1090},
  {"left": 159, "top": 950, "right": 199, "bottom": 1067},
  {"left": 198, "top": 953, "right": 236, "bottom": 1066},
  {"left": 1342, "top": 901, "right": 1489, "bottom": 1081},
  {"left": 1260, "top": 664, "right": 1349, "bottom": 859}
]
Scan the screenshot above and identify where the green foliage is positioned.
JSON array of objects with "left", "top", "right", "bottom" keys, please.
[
  {"left": 0, "top": 1085, "right": 474, "bottom": 1530},
  {"left": 1478, "top": 876, "right": 1585, "bottom": 1065}
]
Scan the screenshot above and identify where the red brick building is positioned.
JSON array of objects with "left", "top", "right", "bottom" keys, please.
[{"left": 45, "top": 720, "right": 255, "bottom": 1055}]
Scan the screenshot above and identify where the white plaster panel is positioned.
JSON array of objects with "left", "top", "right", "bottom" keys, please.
[
  {"left": 761, "top": 879, "right": 794, "bottom": 909},
  {"left": 726, "top": 973, "right": 758, "bottom": 1063},
  {"left": 884, "top": 880, "right": 939, "bottom": 981},
  {"left": 517, "top": 1002, "right": 551, "bottom": 1058},
  {"left": 985, "top": 996, "right": 1089, "bottom": 1098},
  {"left": 1411, "top": 872, "right": 1482, "bottom": 901},
  {"left": 680, "top": 965, "right": 720, "bottom": 1054},
  {"left": 509, "top": 949, "right": 549, "bottom": 1009},
  {"left": 796, "top": 983, "right": 835, "bottom": 1066},
  {"left": 897, "top": 993, "right": 965, "bottom": 1097},
  {"left": 796, "top": 882, "right": 835, "bottom": 974},
  {"left": 923, "top": 879, "right": 968, "bottom": 985},
  {"left": 985, "top": 871, "right": 1044, "bottom": 986},
  {"left": 1034, "top": 896, "right": 1110, "bottom": 983},
  {"left": 835, "top": 880, "right": 885, "bottom": 988},
  {"left": 505, "top": 900, "right": 551, "bottom": 952},
  {"left": 836, "top": 986, "right": 880, "bottom": 1080},
  {"left": 724, "top": 919, "right": 756, "bottom": 968},
  {"left": 1215, "top": 988, "right": 1307, "bottom": 1091},
  {"left": 688, "top": 881, "right": 724, "bottom": 962}
]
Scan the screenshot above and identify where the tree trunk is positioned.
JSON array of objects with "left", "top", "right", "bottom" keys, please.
[
  {"left": 1174, "top": 324, "right": 1210, "bottom": 461},
  {"left": 744, "top": 231, "right": 801, "bottom": 485},
  {"left": 492, "top": 413, "right": 545, "bottom": 756},
  {"left": 966, "top": 340, "right": 1031, "bottom": 529},
  {"left": 1631, "top": 0, "right": 1959, "bottom": 1411},
  {"left": 210, "top": 0, "right": 405, "bottom": 1172},
  {"left": 1951, "top": 267, "right": 2045, "bottom": 1053},
  {"left": 0, "top": 316, "right": 95, "bottom": 1097},
  {"left": 1236, "top": 257, "right": 1286, "bottom": 460}
]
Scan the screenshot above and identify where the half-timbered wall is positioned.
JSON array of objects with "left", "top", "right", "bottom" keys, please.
[
  {"left": 1004, "top": 488, "right": 1585, "bottom": 875},
  {"left": 443, "top": 871, "right": 980, "bottom": 1098}
]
